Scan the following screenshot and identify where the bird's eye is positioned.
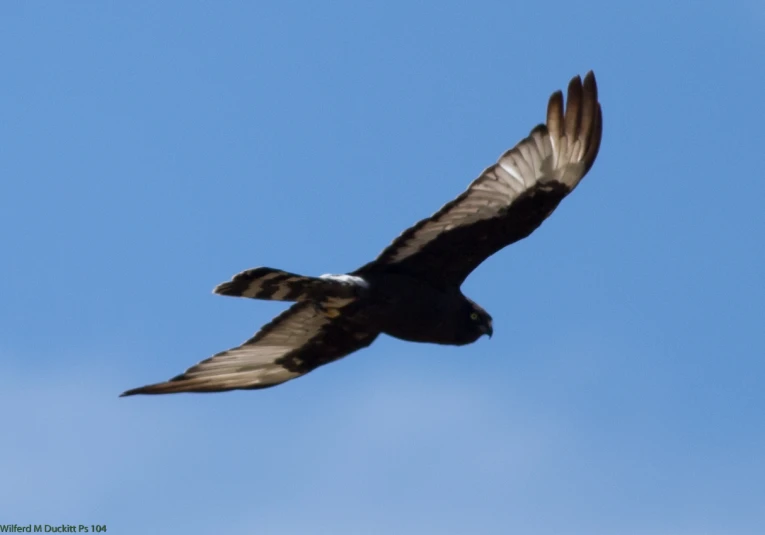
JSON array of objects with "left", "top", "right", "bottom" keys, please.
[{"left": 470, "top": 312, "right": 479, "bottom": 320}]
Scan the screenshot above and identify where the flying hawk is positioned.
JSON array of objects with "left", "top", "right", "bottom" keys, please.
[{"left": 121, "top": 71, "right": 603, "bottom": 396}]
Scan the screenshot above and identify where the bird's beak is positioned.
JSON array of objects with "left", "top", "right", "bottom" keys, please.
[{"left": 481, "top": 321, "right": 493, "bottom": 339}]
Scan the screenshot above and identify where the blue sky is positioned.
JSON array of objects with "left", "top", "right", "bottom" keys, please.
[{"left": 2, "top": 1, "right": 764, "bottom": 533}]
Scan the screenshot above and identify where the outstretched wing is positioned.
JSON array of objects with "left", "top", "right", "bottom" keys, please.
[
  {"left": 356, "top": 71, "right": 603, "bottom": 288},
  {"left": 120, "top": 302, "right": 378, "bottom": 395}
]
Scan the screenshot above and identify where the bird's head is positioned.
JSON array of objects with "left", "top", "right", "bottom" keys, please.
[{"left": 461, "top": 299, "right": 493, "bottom": 342}]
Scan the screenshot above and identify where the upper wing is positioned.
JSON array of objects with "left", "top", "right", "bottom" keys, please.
[
  {"left": 355, "top": 71, "right": 602, "bottom": 288},
  {"left": 120, "top": 301, "right": 378, "bottom": 395}
]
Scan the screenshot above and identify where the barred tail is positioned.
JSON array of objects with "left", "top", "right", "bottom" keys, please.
[{"left": 213, "top": 267, "right": 368, "bottom": 304}]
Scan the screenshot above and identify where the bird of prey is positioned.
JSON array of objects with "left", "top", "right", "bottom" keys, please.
[{"left": 121, "top": 71, "right": 603, "bottom": 397}]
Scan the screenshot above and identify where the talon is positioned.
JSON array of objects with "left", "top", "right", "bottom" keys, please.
[{"left": 324, "top": 307, "right": 341, "bottom": 318}]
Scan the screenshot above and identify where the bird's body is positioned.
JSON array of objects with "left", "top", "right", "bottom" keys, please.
[
  {"left": 122, "top": 71, "right": 603, "bottom": 397},
  {"left": 344, "top": 272, "right": 491, "bottom": 346}
]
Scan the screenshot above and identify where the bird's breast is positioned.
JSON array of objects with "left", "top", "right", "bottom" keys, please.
[{"left": 360, "top": 273, "right": 466, "bottom": 345}]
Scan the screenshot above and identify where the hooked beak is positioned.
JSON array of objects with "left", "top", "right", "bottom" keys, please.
[{"left": 481, "top": 321, "right": 493, "bottom": 339}]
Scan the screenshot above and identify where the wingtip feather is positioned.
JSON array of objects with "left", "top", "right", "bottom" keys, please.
[
  {"left": 119, "top": 383, "right": 172, "bottom": 397},
  {"left": 546, "top": 90, "right": 564, "bottom": 137},
  {"left": 564, "top": 75, "right": 584, "bottom": 139},
  {"left": 583, "top": 70, "right": 598, "bottom": 99},
  {"left": 545, "top": 69, "right": 602, "bottom": 178},
  {"left": 583, "top": 102, "right": 603, "bottom": 174}
]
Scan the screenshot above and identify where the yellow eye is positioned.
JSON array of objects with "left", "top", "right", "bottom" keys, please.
[{"left": 470, "top": 312, "right": 479, "bottom": 320}]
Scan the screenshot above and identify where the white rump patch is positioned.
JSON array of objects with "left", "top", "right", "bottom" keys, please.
[{"left": 319, "top": 273, "right": 369, "bottom": 288}]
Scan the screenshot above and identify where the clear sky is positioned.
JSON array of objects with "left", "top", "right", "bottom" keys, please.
[{"left": 2, "top": 2, "right": 764, "bottom": 534}]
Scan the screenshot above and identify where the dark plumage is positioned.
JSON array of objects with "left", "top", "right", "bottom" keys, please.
[{"left": 121, "top": 71, "right": 602, "bottom": 397}]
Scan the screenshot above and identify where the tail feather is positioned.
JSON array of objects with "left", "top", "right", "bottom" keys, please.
[{"left": 214, "top": 267, "right": 368, "bottom": 303}]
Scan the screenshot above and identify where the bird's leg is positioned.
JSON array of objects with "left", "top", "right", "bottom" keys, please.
[
  {"left": 323, "top": 307, "right": 342, "bottom": 318},
  {"left": 311, "top": 301, "right": 343, "bottom": 318}
]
